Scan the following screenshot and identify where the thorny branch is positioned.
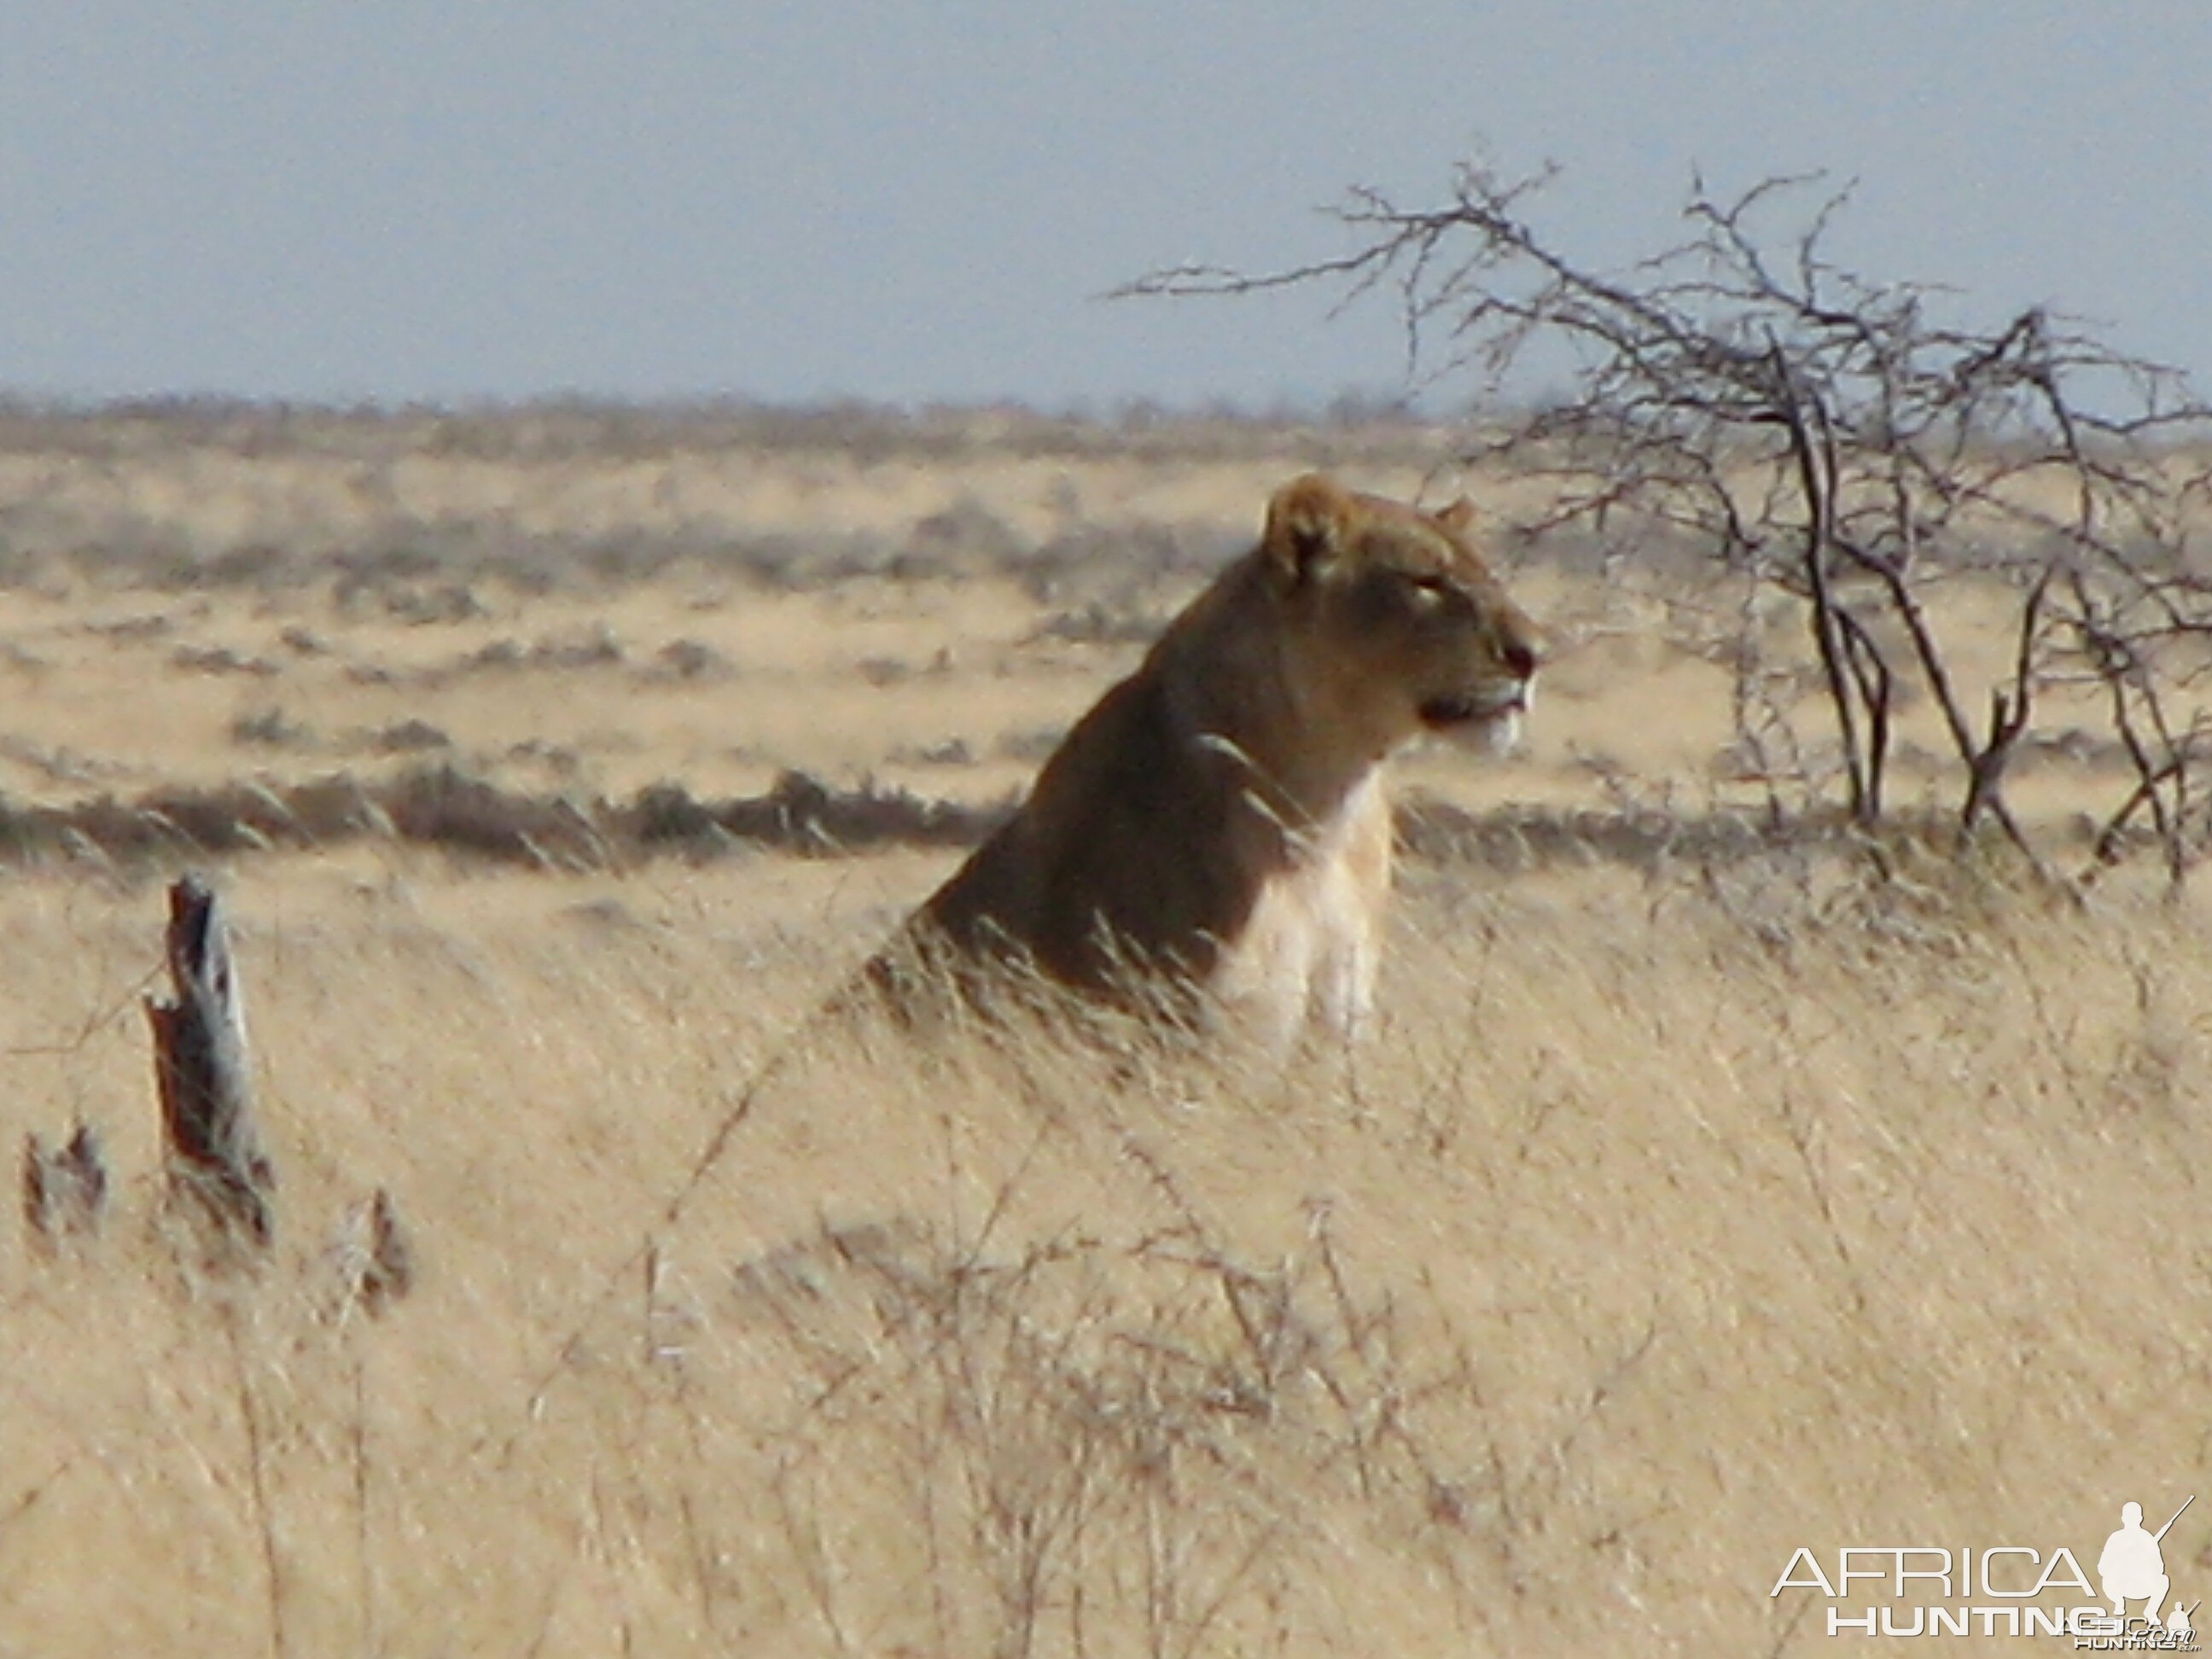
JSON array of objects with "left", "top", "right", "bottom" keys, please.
[{"left": 1126, "top": 162, "right": 2212, "bottom": 883}]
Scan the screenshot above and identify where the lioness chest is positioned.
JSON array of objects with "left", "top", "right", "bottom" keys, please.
[{"left": 1211, "top": 769, "right": 1392, "bottom": 1052}]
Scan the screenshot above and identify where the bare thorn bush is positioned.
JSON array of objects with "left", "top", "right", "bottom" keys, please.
[{"left": 1128, "top": 163, "right": 2212, "bottom": 883}]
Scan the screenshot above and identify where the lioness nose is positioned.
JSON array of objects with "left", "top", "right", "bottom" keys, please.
[{"left": 1502, "top": 634, "right": 1540, "bottom": 681}]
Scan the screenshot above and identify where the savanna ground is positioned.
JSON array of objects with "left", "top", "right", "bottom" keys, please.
[{"left": 1, "top": 401, "right": 2209, "bottom": 1655}]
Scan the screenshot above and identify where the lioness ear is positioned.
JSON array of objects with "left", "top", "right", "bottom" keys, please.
[
  {"left": 1264, "top": 474, "right": 1356, "bottom": 585},
  {"left": 1435, "top": 498, "right": 1476, "bottom": 534}
]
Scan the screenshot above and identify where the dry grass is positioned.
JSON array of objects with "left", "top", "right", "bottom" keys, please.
[
  {"left": 3, "top": 405, "right": 2211, "bottom": 1654},
  {"left": 3, "top": 849, "right": 2209, "bottom": 1655}
]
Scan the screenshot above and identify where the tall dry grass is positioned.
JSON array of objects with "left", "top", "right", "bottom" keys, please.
[
  {"left": 3, "top": 842, "right": 2207, "bottom": 1655},
  {"left": 7, "top": 401, "right": 2211, "bottom": 1652}
]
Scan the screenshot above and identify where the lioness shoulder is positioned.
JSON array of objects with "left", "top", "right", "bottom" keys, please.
[{"left": 862, "top": 473, "right": 1541, "bottom": 1050}]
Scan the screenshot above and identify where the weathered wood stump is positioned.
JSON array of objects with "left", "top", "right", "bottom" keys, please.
[{"left": 146, "top": 876, "right": 275, "bottom": 1249}]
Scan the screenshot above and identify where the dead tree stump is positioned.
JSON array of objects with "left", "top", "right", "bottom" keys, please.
[{"left": 146, "top": 876, "right": 274, "bottom": 1249}]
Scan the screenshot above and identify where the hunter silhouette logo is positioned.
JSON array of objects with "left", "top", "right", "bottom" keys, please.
[
  {"left": 1771, "top": 1493, "right": 2202, "bottom": 1642},
  {"left": 2100, "top": 1498, "right": 2194, "bottom": 1634}
]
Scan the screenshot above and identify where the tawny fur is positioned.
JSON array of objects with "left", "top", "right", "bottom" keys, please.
[{"left": 864, "top": 473, "right": 1541, "bottom": 1048}]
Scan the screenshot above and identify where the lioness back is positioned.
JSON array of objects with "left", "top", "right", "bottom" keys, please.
[{"left": 864, "top": 472, "right": 1541, "bottom": 1050}]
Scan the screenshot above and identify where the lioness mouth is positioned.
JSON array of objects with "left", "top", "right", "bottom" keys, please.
[{"left": 1419, "top": 690, "right": 1521, "bottom": 731}]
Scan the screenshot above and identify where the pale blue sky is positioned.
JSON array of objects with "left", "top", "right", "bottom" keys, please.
[{"left": 3, "top": 3, "right": 2205, "bottom": 407}]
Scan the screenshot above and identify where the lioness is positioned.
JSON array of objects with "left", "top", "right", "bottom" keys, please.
[{"left": 863, "top": 473, "right": 1541, "bottom": 1051}]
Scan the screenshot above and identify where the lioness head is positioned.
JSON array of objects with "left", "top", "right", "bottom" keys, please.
[{"left": 1260, "top": 473, "right": 1542, "bottom": 761}]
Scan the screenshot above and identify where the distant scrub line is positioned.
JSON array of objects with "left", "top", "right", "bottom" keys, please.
[
  {"left": 0, "top": 766, "right": 996, "bottom": 872},
  {"left": 0, "top": 394, "right": 1460, "bottom": 468},
  {"left": 0, "top": 763, "right": 1886, "bottom": 876}
]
